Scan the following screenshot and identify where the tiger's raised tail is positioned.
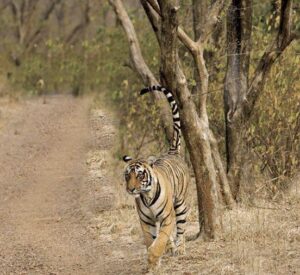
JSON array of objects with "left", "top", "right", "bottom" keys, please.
[{"left": 140, "top": 85, "right": 181, "bottom": 155}]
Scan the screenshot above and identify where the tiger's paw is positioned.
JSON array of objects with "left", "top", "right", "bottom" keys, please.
[
  {"left": 175, "top": 238, "right": 186, "bottom": 255},
  {"left": 147, "top": 257, "right": 160, "bottom": 274},
  {"left": 176, "top": 244, "right": 186, "bottom": 255},
  {"left": 165, "top": 246, "right": 177, "bottom": 256},
  {"left": 147, "top": 247, "right": 160, "bottom": 272},
  {"left": 165, "top": 239, "right": 177, "bottom": 256}
]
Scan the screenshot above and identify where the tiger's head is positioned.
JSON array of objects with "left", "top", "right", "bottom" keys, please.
[{"left": 123, "top": 155, "right": 155, "bottom": 197}]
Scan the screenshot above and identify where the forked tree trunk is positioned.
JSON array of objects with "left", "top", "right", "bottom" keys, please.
[
  {"left": 111, "top": 0, "right": 235, "bottom": 239},
  {"left": 158, "top": 0, "right": 218, "bottom": 238},
  {"left": 158, "top": 0, "right": 234, "bottom": 239}
]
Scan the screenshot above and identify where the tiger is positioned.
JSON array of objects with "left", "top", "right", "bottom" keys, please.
[{"left": 123, "top": 85, "right": 190, "bottom": 270}]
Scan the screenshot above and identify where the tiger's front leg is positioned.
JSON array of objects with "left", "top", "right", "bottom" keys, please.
[
  {"left": 135, "top": 198, "right": 157, "bottom": 249},
  {"left": 147, "top": 210, "right": 175, "bottom": 271},
  {"left": 165, "top": 226, "right": 177, "bottom": 256},
  {"left": 139, "top": 219, "right": 157, "bottom": 248}
]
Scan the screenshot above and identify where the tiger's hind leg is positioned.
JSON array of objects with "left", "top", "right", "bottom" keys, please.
[{"left": 174, "top": 200, "right": 188, "bottom": 255}]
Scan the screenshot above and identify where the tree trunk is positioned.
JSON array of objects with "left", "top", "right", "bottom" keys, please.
[
  {"left": 158, "top": 0, "right": 225, "bottom": 239},
  {"left": 191, "top": 0, "right": 208, "bottom": 109},
  {"left": 111, "top": 0, "right": 236, "bottom": 239},
  {"left": 224, "top": 0, "right": 252, "bottom": 199},
  {"left": 224, "top": 0, "right": 295, "bottom": 200}
]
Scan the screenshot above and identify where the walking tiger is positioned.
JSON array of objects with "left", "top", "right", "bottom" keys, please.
[{"left": 123, "top": 86, "right": 190, "bottom": 270}]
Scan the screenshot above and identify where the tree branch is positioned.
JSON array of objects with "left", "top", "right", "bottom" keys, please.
[
  {"left": 199, "top": 0, "right": 230, "bottom": 43},
  {"left": 146, "top": 0, "right": 161, "bottom": 15},
  {"left": 140, "top": 0, "right": 161, "bottom": 46},
  {"left": 245, "top": 0, "right": 295, "bottom": 118},
  {"left": 65, "top": 0, "right": 90, "bottom": 44},
  {"left": 109, "top": 0, "right": 173, "bottom": 142},
  {"left": 109, "top": 0, "right": 157, "bottom": 85},
  {"left": 177, "top": 27, "right": 196, "bottom": 51},
  {"left": 144, "top": 1, "right": 209, "bottom": 117},
  {"left": 176, "top": 30, "right": 209, "bottom": 119},
  {"left": 7, "top": 1, "right": 19, "bottom": 42},
  {"left": 193, "top": 0, "right": 208, "bottom": 40},
  {"left": 0, "top": 0, "right": 11, "bottom": 12},
  {"left": 24, "top": 0, "right": 61, "bottom": 50}
]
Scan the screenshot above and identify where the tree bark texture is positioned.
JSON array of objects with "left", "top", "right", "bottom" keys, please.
[
  {"left": 224, "top": 0, "right": 295, "bottom": 199},
  {"left": 158, "top": 0, "right": 235, "bottom": 239},
  {"left": 192, "top": 0, "right": 208, "bottom": 40},
  {"left": 224, "top": 0, "right": 252, "bottom": 199},
  {"left": 191, "top": 0, "right": 207, "bottom": 109}
]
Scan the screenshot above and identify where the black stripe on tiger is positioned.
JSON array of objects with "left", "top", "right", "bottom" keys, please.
[
  {"left": 136, "top": 202, "right": 154, "bottom": 222},
  {"left": 156, "top": 199, "right": 168, "bottom": 219},
  {"left": 174, "top": 200, "right": 184, "bottom": 210},
  {"left": 149, "top": 181, "right": 161, "bottom": 206},
  {"left": 176, "top": 207, "right": 188, "bottom": 217},
  {"left": 140, "top": 85, "right": 181, "bottom": 155},
  {"left": 160, "top": 210, "right": 172, "bottom": 226},
  {"left": 140, "top": 217, "right": 155, "bottom": 227}
]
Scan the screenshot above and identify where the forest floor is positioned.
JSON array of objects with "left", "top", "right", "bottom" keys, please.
[{"left": 0, "top": 94, "right": 299, "bottom": 275}]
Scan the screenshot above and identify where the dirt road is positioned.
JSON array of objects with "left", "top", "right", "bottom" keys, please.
[
  {"left": 0, "top": 95, "right": 299, "bottom": 275},
  {"left": 0, "top": 95, "right": 144, "bottom": 275}
]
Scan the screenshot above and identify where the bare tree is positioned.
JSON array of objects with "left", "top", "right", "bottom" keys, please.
[
  {"left": 0, "top": 0, "right": 95, "bottom": 66},
  {"left": 16, "top": 0, "right": 59, "bottom": 45},
  {"left": 109, "top": 0, "right": 175, "bottom": 150},
  {"left": 2, "top": 0, "right": 61, "bottom": 65},
  {"left": 63, "top": 0, "right": 91, "bottom": 44},
  {"left": 109, "top": 0, "right": 297, "bottom": 238},
  {"left": 110, "top": 0, "right": 235, "bottom": 239},
  {"left": 224, "top": 0, "right": 296, "bottom": 199}
]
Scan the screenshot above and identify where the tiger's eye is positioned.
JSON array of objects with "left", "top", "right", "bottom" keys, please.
[
  {"left": 125, "top": 173, "right": 130, "bottom": 181},
  {"left": 138, "top": 171, "right": 144, "bottom": 180}
]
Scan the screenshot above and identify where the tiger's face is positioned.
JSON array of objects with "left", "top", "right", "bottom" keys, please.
[{"left": 123, "top": 157, "right": 153, "bottom": 196}]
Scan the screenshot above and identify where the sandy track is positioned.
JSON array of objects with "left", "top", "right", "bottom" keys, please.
[
  {"left": 1, "top": 95, "right": 298, "bottom": 275},
  {"left": 0, "top": 95, "right": 106, "bottom": 274}
]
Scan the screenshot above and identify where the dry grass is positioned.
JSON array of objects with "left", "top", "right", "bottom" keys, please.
[
  {"left": 90, "top": 160, "right": 300, "bottom": 274},
  {"left": 87, "top": 101, "right": 300, "bottom": 274}
]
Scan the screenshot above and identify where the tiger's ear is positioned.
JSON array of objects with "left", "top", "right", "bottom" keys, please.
[
  {"left": 147, "top": 156, "right": 156, "bottom": 167},
  {"left": 123, "top": 155, "right": 133, "bottom": 162}
]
